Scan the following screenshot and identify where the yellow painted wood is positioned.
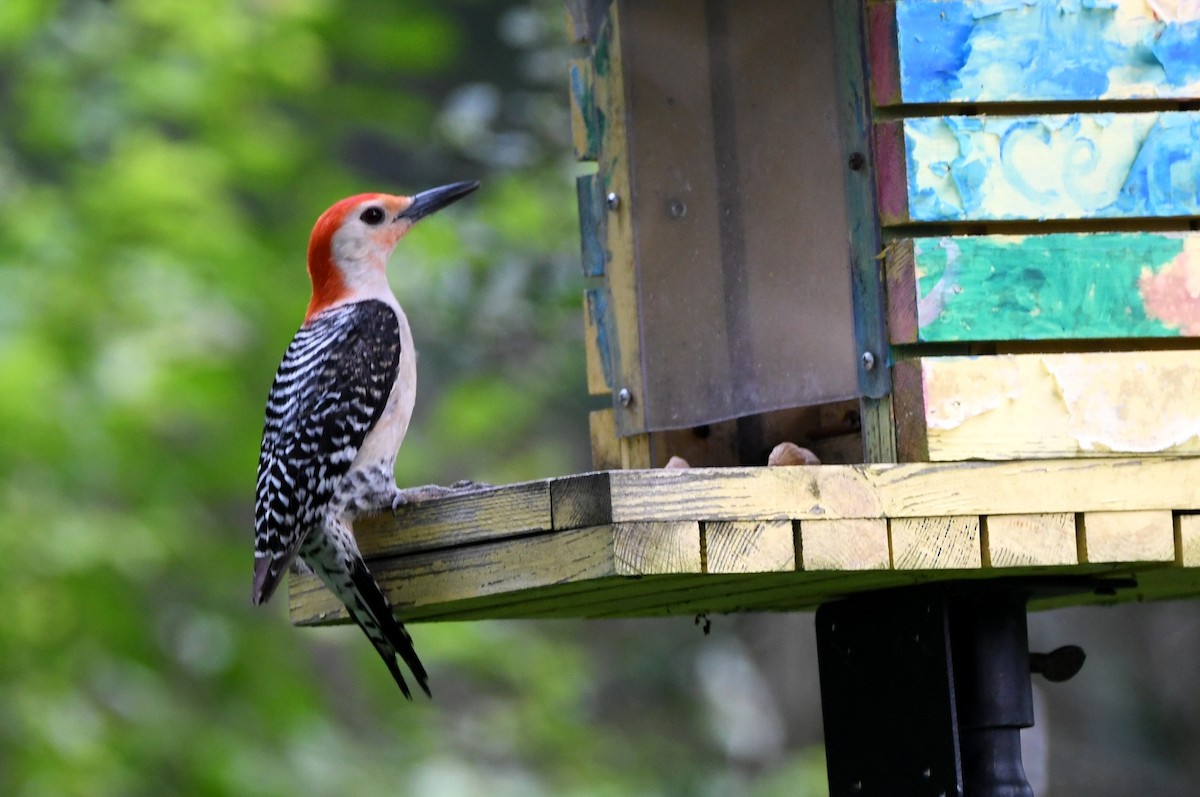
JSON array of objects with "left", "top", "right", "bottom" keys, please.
[
  {"left": 895, "top": 351, "right": 1200, "bottom": 461},
  {"left": 982, "top": 513, "right": 1077, "bottom": 568},
  {"left": 589, "top": 409, "right": 621, "bottom": 470},
  {"left": 1080, "top": 510, "right": 1175, "bottom": 564},
  {"left": 799, "top": 518, "right": 890, "bottom": 571},
  {"left": 355, "top": 479, "right": 550, "bottom": 557},
  {"left": 704, "top": 520, "right": 796, "bottom": 574},
  {"left": 290, "top": 459, "right": 1200, "bottom": 626},
  {"left": 612, "top": 521, "right": 701, "bottom": 575},
  {"left": 290, "top": 524, "right": 620, "bottom": 624},
  {"left": 568, "top": 58, "right": 596, "bottom": 160},
  {"left": 1178, "top": 514, "right": 1200, "bottom": 567},
  {"left": 592, "top": 2, "right": 645, "bottom": 437},
  {"left": 551, "top": 459, "right": 1200, "bottom": 528},
  {"left": 891, "top": 515, "right": 981, "bottom": 569},
  {"left": 619, "top": 433, "right": 652, "bottom": 469}
]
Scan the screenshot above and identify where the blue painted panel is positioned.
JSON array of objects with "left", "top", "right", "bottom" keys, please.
[
  {"left": 894, "top": 0, "right": 1200, "bottom": 102},
  {"left": 903, "top": 112, "right": 1200, "bottom": 222}
]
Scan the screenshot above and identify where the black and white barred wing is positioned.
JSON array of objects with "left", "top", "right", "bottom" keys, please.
[{"left": 252, "top": 300, "right": 401, "bottom": 605}]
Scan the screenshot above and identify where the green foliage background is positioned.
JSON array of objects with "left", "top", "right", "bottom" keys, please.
[
  {"left": 0, "top": 2, "right": 828, "bottom": 795},
  {"left": 2, "top": 3, "right": 1200, "bottom": 796}
]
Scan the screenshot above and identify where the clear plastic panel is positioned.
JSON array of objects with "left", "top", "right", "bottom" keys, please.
[{"left": 622, "top": 0, "right": 859, "bottom": 432}]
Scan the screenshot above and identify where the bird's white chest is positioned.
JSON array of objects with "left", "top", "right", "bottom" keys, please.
[{"left": 351, "top": 302, "right": 417, "bottom": 472}]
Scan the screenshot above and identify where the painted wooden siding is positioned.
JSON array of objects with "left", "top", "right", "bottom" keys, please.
[
  {"left": 870, "top": 0, "right": 1200, "bottom": 105},
  {"left": 886, "top": 232, "right": 1200, "bottom": 343},
  {"left": 893, "top": 350, "right": 1200, "bottom": 461},
  {"left": 876, "top": 112, "right": 1200, "bottom": 223}
]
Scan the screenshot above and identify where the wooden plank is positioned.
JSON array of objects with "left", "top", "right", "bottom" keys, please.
[
  {"left": 878, "top": 112, "right": 1200, "bottom": 224},
  {"left": 354, "top": 479, "right": 551, "bottom": 557},
  {"left": 799, "top": 518, "right": 890, "bottom": 571},
  {"left": 592, "top": 1, "right": 645, "bottom": 436},
  {"left": 891, "top": 515, "right": 981, "bottom": 569},
  {"left": 870, "top": 0, "right": 1200, "bottom": 105},
  {"left": 612, "top": 521, "right": 701, "bottom": 575},
  {"left": 583, "top": 287, "right": 614, "bottom": 394},
  {"left": 894, "top": 351, "right": 1200, "bottom": 461},
  {"left": 834, "top": 0, "right": 893, "bottom": 428},
  {"left": 887, "top": 232, "right": 1200, "bottom": 344},
  {"left": 290, "top": 524, "right": 621, "bottom": 624},
  {"left": 703, "top": 520, "right": 796, "bottom": 573},
  {"left": 589, "top": 409, "right": 621, "bottom": 470},
  {"left": 1178, "top": 514, "right": 1200, "bottom": 567},
  {"left": 1080, "top": 510, "right": 1175, "bottom": 563},
  {"left": 568, "top": 59, "right": 599, "bottom": 160},
  {"left": 550, "top": 458, "right": 1200, "bottom": 526},
  {"left": 982, "top": 513, "right": 1077, "bottom": 568}
]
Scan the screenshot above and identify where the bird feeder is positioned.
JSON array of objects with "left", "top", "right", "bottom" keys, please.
[{"left": 293, "top": 2, "right": 1200, "bottom": 793}]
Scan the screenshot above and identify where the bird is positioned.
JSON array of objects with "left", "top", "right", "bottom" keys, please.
[{"left": 253, "top": 180, "right": 479, "bottom": 698}]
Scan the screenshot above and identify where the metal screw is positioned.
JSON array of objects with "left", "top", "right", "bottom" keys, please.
[
  {"left": 668, "top": 198, "right": 687, "bottom": 218},
  {"left": 617, "top": 388, "right": 632, "bottom": 407},
  {"left": 606, "top": 192, "right": 620, "bottom": 210},
  {"left": 848, "top": 151, "right": 866, "bottom": 171},
  {"left": 861, "top": 351, "right": 876, "bottom": 371}
]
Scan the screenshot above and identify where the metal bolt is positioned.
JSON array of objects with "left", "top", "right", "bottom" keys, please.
[
  {"left": 606, "top": 192, "right": 620, "bottom": 210},
  {"left": 861, "top": 351, "right": 876, "bottom": 371},
  {"left": 617, "top": 388, "right": 632, "bottom": 407},
  {"left": 667, "top": 198, "right": 687, "bottom": 218},
  {"left": 848, "top": 151, "right": 866, "bottom": 171}
]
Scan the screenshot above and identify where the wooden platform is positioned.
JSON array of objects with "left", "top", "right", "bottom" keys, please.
[{"left": 290, "top": 459, "right": 1200, "bottom": 626}]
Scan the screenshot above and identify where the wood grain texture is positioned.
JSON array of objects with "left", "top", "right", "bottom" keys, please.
[
  {"left": 883, "top": 113, "right": 1200, "bottom": 224},
  {"left": 354, "top": 480, "right": 550, "bottom": 557},
  {"left": 799, "top": 518, "right": 890, "bottom": 571},
  {"left": 290, "top": 460, "right": 1200, "bottom": 625},
  {"left": 1177, "top": 514, "right": 1200, "bottom": 567},
  {"left": 589, "top": 409, "right": 621, "bottom": 471},
  {"left": 982, "top": 513, "right": 1077, "bottom": 568},
  {"left": 612, "top": 521, "right": 701, "bottom": 575},
  {"left": 703, "top": 520, "right": 796, "bottom": 574},
  {"left": 891, "top": 515, "right": 981, "bottom": 569},
  {"left": 894, "top": 351, "right": 1200, "bottom": 461},
  {"left": 290, "top": 524, "right": 621, "bottom": 624},
  {"left": 872, "top": 0, "right": 1200, "bottom": 105},
  {"left": 888, "top": 233, "right": 1200, "bottom": 344},
  {"left": 550, "top": 459, "right": 1200, "bottom": 527},
  {"left": 591, "top": 2, "right": 644, "bottom": 436},
  {"left": 1080, "top": 510, "right": 1176, "bottom": 563}
]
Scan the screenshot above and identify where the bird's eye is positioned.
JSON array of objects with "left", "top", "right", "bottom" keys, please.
[{"left": 359, "top": 206, "right": 385, "bottom": 225}]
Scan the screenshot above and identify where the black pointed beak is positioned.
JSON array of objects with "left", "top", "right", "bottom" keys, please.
[{"left": 396, "top": 180, "right": 480, "bottom": 223}]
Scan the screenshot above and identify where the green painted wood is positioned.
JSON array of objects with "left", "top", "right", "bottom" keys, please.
[
  {"left": 878, "top": 112, "right": 1200, "bottom": 223},
  {"left": 833, "top": 0, "right": 893, "bottom": 462},
  {"left": 888, "top": 232, "right": 1200, "bottom": 343},
  {"left": 870, "top": 0, "right": 1200, "bottom": 105}
]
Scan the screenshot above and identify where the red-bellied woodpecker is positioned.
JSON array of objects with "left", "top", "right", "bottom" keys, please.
[{"left": 253, "top": 181, "right": 479, "bottom": 698}]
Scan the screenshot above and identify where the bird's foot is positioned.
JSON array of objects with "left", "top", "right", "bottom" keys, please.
[{"left": 389, "top": 480, "right": 491, "bottom": 513}]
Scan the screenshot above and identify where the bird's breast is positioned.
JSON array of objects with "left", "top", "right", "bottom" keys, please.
[{"left": 350, "top": 303, "right": 417, "bottom": 471}]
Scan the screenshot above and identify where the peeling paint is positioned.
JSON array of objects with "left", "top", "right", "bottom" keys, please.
[
  {"left": 923, "top": 355, "right": 1022, "bottom": 430},
  {"left": 1044, "top": 353, "right": 1200, "bottom": 451}
]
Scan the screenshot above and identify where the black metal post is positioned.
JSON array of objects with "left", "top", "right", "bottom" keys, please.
[
  {"left": 816, "top": 581, "right": 1101, "bottom": 797},
  {"left": 949, "top": 594, "right": 1035, "bottom": 797}
]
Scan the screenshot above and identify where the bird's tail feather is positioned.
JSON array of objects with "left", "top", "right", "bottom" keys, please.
[{"left": 346, "top": 557, "right": 431, "bottom": 699}]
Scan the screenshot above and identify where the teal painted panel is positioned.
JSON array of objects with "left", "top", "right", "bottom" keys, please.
[
  {"left": 889, "top": 0, "right": 1200, "bottom": 103},
  {"left": 904, "top": 232, "right": 1200, "bottom": 342},
  {"left": 904, "top": 112, "right": 1200, "bottom": 222}
]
